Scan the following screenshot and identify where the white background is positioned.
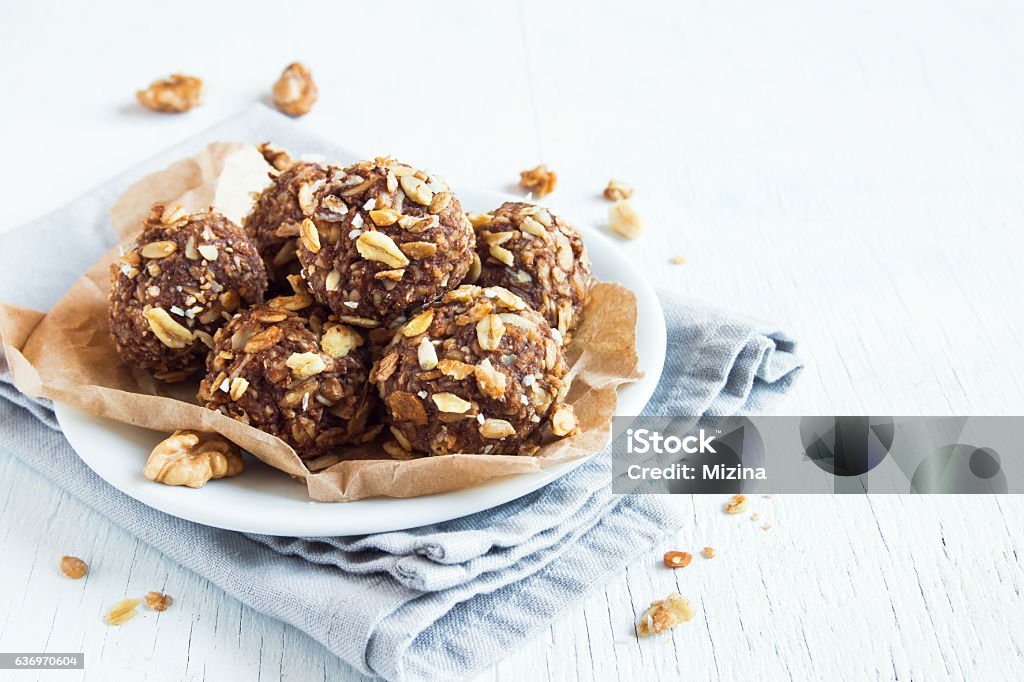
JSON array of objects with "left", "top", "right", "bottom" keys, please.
[{"left": 2, "top": 0, "right": 1024, "bottom": 679}]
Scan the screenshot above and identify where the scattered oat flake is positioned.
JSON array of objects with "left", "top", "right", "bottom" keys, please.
[
  {"left": 762, "top": 495, "right": 774, "bottom": 499},
  {"left": 105, "top": 598, "right": 141, "bottom": 625},
  {"left": 724, "top": 494, "right": 747, "bottom": 514},
  {"left": 761, "top": 522, "right": 773, "bottom": 531},
  {"left": 670, "top": 255, "right": 686, "bottom": 265},
  {"left": 145, "top": 591, "right": 173, "bottom": 612},
  {"left": 702, "top": 546, "right": 716, "bottom": 559},
  {"left": 60, "top": 555, "right": 88, "bottom": 579},
  {"left": 750, "top": 512, "right": 762, "bottom": 521},
  {"left": 663, "top": 551, "right": 692, "bottom": 568},
  {"left": 607, "top": 199, "right": 643, "bottom": 239}
]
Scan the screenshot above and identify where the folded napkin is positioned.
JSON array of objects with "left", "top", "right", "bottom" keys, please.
[{"left": 0, "top": 105, "right": 803, "bottom": 681}]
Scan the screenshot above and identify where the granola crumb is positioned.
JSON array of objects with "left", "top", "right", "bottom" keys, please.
[
  {"left": 603, "top": 179, "right": 634, "bottom": 201},
  {"left": 637, "top": 593, "right": 694, "bottom": 637},
  {"left": 518, "top": 165, "right": 557, "bottom": 198},
  {"left": 60, "top": 555, "right": 88, "bottom": 579},
  {"left": 750, "top": 512, "right": 762, "bottom": 521},
  {"left": 762, "top": 494, "right": 774, "bottom": 499},
  {"left": 105, "top": 598, "right": 141, "bottom": 625},
  {"left": 669, "top": 255, "right": 686, "bottom": 265},
  {"left": 145, "top": 591, "right": 173, "bottom": 612},
  {"left": 724, "top": 494, "right": 747, "bottom": 514},
  {"left": 663, "top": 550, "right": 692, "bottom": 568},
  {"left": 761, "top": 522, "right": 773, "bottom": 532},
  {"left": 702, "top": 546, "right": 716, "bottom": 559}
]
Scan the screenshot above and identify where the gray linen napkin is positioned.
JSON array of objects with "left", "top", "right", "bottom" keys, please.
[
  {"left": 247, "top": 301, "right": 801, "bottom": 594},
  {"left": 0, "top": 105, "right": 803, "bottom": 680}
]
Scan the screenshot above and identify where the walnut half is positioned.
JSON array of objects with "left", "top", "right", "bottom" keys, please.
[
  {"left": 519, "top": 165, "right": 557, "bottom": 198},
  {"left": 272, "top": 62, "right": 318, "bottom": 117},
  {"left": 143, "top": 430, "right": 244, "bottom": 488},
  {"left": 136, "top": 74, "right": 203, "bottom": 113}
]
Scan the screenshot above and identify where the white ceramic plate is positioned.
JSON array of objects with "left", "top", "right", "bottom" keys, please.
[{"left": 53, "top": 187, "right": 666, "bottom": 536}]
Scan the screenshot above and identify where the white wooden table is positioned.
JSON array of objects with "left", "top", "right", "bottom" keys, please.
[{"left": 2, "top": 0, "right": 1024, "bottom": 679}]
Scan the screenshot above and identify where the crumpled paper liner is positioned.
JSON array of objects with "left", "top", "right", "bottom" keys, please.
[{"left": 0, "top": 142, "right": 640, "bottom": 502}]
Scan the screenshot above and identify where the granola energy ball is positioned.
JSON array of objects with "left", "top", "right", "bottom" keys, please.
[
  {"left": 296, "top": 157, "right": 475, "bottom": 328},
  {"left": 198, "top": 296, "right": 375, "bottom": 459},
  {"left": 374, "top": 284, "right": 576, "bottom": 457},
  {"left": 472, "top": 202, "right": 591, "bottom": 342},
  {"left": 244, "top": 157, "right": 332, "bottom": 290},
  {"left": 108, "top": 205, "right": 267, "bottom": 381}
]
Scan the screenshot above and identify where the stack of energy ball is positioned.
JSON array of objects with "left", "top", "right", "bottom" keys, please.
[{"left": 108, "top": 147, "right": 592, "bottom": 462}]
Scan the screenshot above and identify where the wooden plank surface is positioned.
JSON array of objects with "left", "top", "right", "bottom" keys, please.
[{"left": 2, "top": 0, "right": 1024, "bottom": 679}]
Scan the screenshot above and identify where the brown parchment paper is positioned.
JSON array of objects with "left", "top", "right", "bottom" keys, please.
[{"left": 0, "top": 143, "right": 640, "bottom": 502}]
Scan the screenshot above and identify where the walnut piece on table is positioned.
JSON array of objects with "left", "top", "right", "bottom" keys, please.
[
  {"left": 603, "top": 179, "right": 634, "bottom": 201},
  {"left": 637, "top": 593, "right": 695, "bottom": 636},
  {"left": 143, "top": 430, "right": 244, "bottom": 488},
  {"left": 60, "top": 555, "right": 88, "bottom": 579},
  {"left": 273, "top": 62, "right": 318, "bottom": 117},
  {"left": 518, "top": 165, "right": 557, "bottom": 198},
  {"left": 663, "top": 550, "right": 692, "bottom": 568},
  {"left": 136, "top": 74, "right": 203, "bottom": 113},
  {"left": 145, "top": 591, "right": 173, "bottom": 612}
]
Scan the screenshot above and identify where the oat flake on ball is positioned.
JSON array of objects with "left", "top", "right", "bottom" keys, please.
[
  {"left": 471, "top": 201, "right": 591, "bottom": 343},
  {"left": 108, "top": 204, "right": 267, "bottom": 381},
  {"left": 198, "top": 291, "right": 376, "bottom": 460},
  {"left": 374, "top": 284, "right": 577, "bottom": 457},
  {"left": 296, "top": 157, "right": 475, "bottom": 328}
]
